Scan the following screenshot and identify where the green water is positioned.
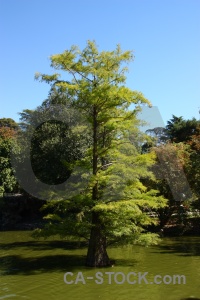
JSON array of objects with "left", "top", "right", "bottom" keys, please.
[{"left": 0, "top": 231, "right": 200, "bottom": 300}]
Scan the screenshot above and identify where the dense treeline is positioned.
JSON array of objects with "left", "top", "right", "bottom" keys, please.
[
  {"left": 0, "top": 41, "right": 199, "bottom": 266},
  {"left": 1, "top": 114, "right": 199, "bottom": 211}
]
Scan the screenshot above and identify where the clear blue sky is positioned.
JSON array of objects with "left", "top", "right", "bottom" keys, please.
[{"left": 1, "top": 0, "right": 200, "bottom": 125}]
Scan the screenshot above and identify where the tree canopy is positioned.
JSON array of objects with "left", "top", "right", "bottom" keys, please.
[
  {"left": 166, "top": 115, "right": 199, "bottom": 143},
  {"left": 18, "top": 91, "right": 90, "bottom": 186}
]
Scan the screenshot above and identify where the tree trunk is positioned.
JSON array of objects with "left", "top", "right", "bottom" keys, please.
[
  {"left": 85, "top": 212, "right": 111, "bottom": 267},
  {"left": 86, "top": 106, "right": 111, "bottom": 267}
]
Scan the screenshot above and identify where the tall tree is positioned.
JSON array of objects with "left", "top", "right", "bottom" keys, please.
[{"left": 35, "top": 41, "right": 166, "bottom": 267}]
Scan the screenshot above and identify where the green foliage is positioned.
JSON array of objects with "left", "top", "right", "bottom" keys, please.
[
  {"left": 0, "top": 134, "right": 19, "bottom": 193},
  {"left": 0, "top": 118, "right": 19, "bottom": 130},
  {"left": 184, "top": 126, "right": 200, "bottom": 206},
  {"left": 18, "top": 91, "right": 91, "bottom": 186},
  {"left": 33, "top": 41, "right": 167, "bottom": 255},
  {"left": 166, "top": 115, "right": 200, "bottom": 143},
  {"left": 0, "top": 186, "right": 4, "bottom": 197}
]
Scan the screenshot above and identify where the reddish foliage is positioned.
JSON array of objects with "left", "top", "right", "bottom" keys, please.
[{"left": 0, "top": 127, "right": 18, "bottom": 139}]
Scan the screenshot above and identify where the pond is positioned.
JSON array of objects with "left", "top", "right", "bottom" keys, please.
[{"left": 0, "top": 231, "right": 199, "bottom": 300}]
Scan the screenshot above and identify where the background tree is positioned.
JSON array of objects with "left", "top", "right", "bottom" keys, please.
[
  {"left": 141, "top": 127, "right": 168, "bottom": 154},
  {"left": 185, "top": 124, "right": 200, "bottom": 207},
  {"left": 166, "top": 115, "right": 199, "bottom": 143},
  {"left": 18, "top": 90, "right": 90, "bottom": 186},
  {"left": 0, "top": 118, "right": 19, "bottom": 130},
  {"left": 0, "top": 118, "right": 20, "bottom": 195},
  {"left": 165, "top": 115, "right": 200, "bottom": 205},
  {"left": 143, "top": 116, "right": 200, "bottom": 229}
]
